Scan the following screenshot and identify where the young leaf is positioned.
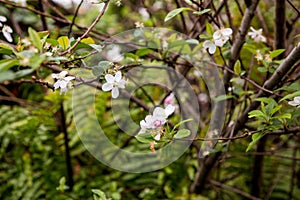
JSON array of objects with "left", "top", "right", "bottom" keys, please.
[
  {"left": 280, "top": 91, "right": 300, "bottom": 102},
  {"left": 205, "top": 22, "right": 214, "bottom": 36},
  {"left": 28, "top": 27, "right": 42, "bottom": 52},
  {"left": 135, "top": 132, "right": 153, "bottom": 143},
  {"left": 234, "top": 60, "right": 241, "bottom": 75},
  {"left": 246, "top": 132, "right": 264, "bottom": 152},
  {"left": 57, "top": 36, "right": 69, "bottom": 50},
  {"left": 270, "top": 49, "right": 285, "bottom": 59},
  {"left": 214, "top": 94, "right": 235, "bottom": 102},
  {"left": 174, "top": 129, "right": 191, "bottom": 139},
  {"left": 164, "top": 7, "right": 192, "bottom": 22},
  {"left": 193, "top": 9, "right": 211, "bottom": 15}
]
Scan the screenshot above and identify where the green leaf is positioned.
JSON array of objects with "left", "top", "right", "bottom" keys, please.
[
  {"left": 270, "top": 49, "right": 285, "bottom": 59},
  {"left": 214, "top": 94, "right": 235, "bottom": 102},
  {"left": 29, "top": 55, "right": 45, "bottom": 69},
  {"left": 275, "top": 113, "right": 291, "bottom": 119},
  {"left": 92, "top": 61, "right": 111, "bottom": 76},
  {"left": 199, "top": 34, "right": 211, "bottom": 39},
  {"left": 92, "top": 189, "right": 107, "bottom": 200},
  {"left": 0, "top": 43, "right": 14, "bottom": 51},
  {"left": 193, "top": 9, "right": 211, "bottom": 15},
  {"left": 255, "top": 97, "right": 276, "bottom": 105},
  {"left": 28, "top": 27, "right": 42, "bottom": 52},
  {"left": 234, "top": 60, "right": 241, "bottom": 75},
  {"left": 135, "top": 132, "right": 153, "bottom": 143},
  {"left": 246, "top": 132, "right": 264, "bottom": 152},
  {"left": 276, "top": 83, "right": 300, "bottom": 91},
  {"left": 174, "top": 129, "right": 191, "bottom": 139},
  {"left": 257, "top": 67, "right": 268, "bottom": 73},
  {"left": 0, "top": 70, "right": 15, "bottom": 82},
  {"left": 186, "top": 39, "right": 199, "bottom": 44},
  {"left": 248, "top": 110, "right": 265, "bottom": 118},
  {"left": 206, "top": 22, "right": 214, "bottom": 36},
  {"left": 164, "top": 7, "right": 192, "bottom": 22},
  {"left": 280, "top": 91, "right": 300, "bottom": 102},
  {"left": 136, "top": 48, "right": 154, "bottom": 57},
  {"left": 14, "top": 69, "right": 34, "bottom": 79},
  {"left": 81, "top": 37, "right": 95, "bottom": 44},
  {"left": 173, "top": 118, "right": 193, "bottom": 130},
  {"left": 0, "top": 59, "right": 19, "bottom": 71},
  {"left": 57, "top": 36, "right": 69, "bottom": 50}
]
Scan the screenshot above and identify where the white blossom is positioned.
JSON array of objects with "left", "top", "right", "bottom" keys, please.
[
  {"left": 288, "top": 96, "right": 300, "bottom": 107},
  {"left": 203, "top": 40, "right": 216, "bottom": 54},
  {"left": 203, "top": 27, "right": 232, "bottom": 54},
  {"left": 0, "top": 16, "right": 7, "bottom": 27},
  {"left": 213, "top": 27, "right": 232, "bottom": 47},
  {"left": 52, "top": 71, "right": 75, "bottom": 94},
  {"left": 248, "top": 27, "right": 266, "bottom": 43},
  {"left": 2, "top": 25, "right": 13, "bottom": 42},
  {"left": 102, "top": 71, "right": 126, "bottom": 98},
  {"left": 139, "top": 105, "right": 175, "bottom": 140}
]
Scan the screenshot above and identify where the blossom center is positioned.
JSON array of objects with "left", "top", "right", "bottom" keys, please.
[{"left": 153, "top": 120, "right": 162, "bottom": 127}]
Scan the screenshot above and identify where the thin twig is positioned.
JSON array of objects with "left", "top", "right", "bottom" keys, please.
[
  {"left": 68, "top": 0, "right": 84, "bottom": 37},
  {"left": 60, "top": 1, "right": 110, "bottom": 56}
]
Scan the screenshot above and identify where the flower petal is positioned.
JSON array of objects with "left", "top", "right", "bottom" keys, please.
[
  {"left": 102, "top": 83, "right": 113, "bottom": 91},
  {"left": 208, "top": 44, "right": 216, "bottom": 54},
  {"left": 0, "top": 16, "right": 7, "bottom": 22},
  {"left": 294, "top": 96, "right": 300, "bottom": 103},
  {"left": 222, "top": 28, "right": 233, "bottom": 36},
  {"left": 111, "top": 87, "right": 119, "bottom": 98},
  {"left": 117, "top": 79, "right": 126, "bottom": 88},
  {"left": 153, "top": 107, "right": 166, "bottom": 118},
  {"left": 105, "top": 74, "right": 115, "bottom": 83},
  {"left": 59, "top": 80, "right": 68, "bottom": 89},
  {"left": 288, "top": 101, "right": 299, "bottom": 107},
  {"left": 52, "top": 73, "right": 59, "bottom": 79},
  {"left": 3, "top": 31, "right": 12, "bottom": 42},
  {"left": 165, "top": 104, "right": 175, "bottom": 117},
  {"left": 59, "top": 71, "right": 68, "bottom": 78},
  {"left": 64, "top": 76, "right": 75, "bottom": 81},
  {"left": 154, "top": 133, "right": 161, "bottom": 141},
  {"left": 53, "top": 81, "right": 60, "bottom": 89},
  {"left": 115, "top": 71, "right": 122, "bottom": 82}
]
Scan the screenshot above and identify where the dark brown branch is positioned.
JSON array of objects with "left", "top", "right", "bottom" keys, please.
[{"left": 274, "top": 0, "right": 286, "bottom": 58}]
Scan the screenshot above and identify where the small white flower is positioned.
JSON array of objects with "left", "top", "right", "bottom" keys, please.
[
  {"left": 102, "top": 71, "right": 126, "bottom": 98},
  {"left": 139, "top": 105, "right": 175, "bottom": 140},
  {"left": 106, "top": 45, "right": 124, "bottom": 62},
  {"left": 2, "top": 25, "right": 13, "bottom": 42},
  {"left": 288, "top": 96, "right": 300, "bottom": 107},
  {"left": 203, "top": 40, "right": 216, "bottom": 54},
  {"left": 0, "top": 15, "right": 7, "bottom": 27},
  {"left": 248, "top": 27, "right": 266, "bottom": 43},
  {"left": 52, "top": 71, "right": 75, "bottom": 94},
  {"left": 213, "top": 27, "right": 232, "bottom": 47}
]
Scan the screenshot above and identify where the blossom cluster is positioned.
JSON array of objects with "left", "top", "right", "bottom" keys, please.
[
  {"left": 52, "top": 71, "right": 75, "bottom": 94},
  {"left": 203, "top": 27, "right": 232, "bottom": 54},
  {"left": 139, "top": 104, "right": 175, "bottom": 141}
]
